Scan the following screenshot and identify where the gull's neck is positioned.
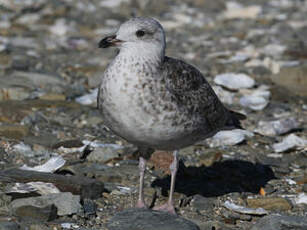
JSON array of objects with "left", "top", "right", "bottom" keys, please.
[{"left": 117, "top": 42, "right": 165, "bottom": 66}]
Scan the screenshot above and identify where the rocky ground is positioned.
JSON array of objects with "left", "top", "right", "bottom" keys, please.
[{"left": 0, "top": 0, "right": 307, "bottom": 229}]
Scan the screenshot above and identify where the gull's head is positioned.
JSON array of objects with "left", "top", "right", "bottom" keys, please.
[{"left": 99, "top": 17, "right": 166, "bottom": 58}]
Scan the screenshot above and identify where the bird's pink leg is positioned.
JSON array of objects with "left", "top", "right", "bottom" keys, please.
[
  {"left": 153, "top": 150, "right": 179, "bottom": 214},
  {"left": 136, "top": 157, "right": 147, "bottom": 208}
]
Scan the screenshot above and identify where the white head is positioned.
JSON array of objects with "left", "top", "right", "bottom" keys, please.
[{"left": 99, "top": 17, "right": 166, "bottom": 61}]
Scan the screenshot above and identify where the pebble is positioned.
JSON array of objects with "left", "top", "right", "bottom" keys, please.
[
  {"left": 250, "top": 214, "right": 307, "bottom": 230},
  {"left": 75, "top": 88, "right": 98, "bottom": 106},
  {"left": 0, "top": 125, "right": 29, "bottom": 140},
  {"left": 224, "top": 200, "right": 268, "bottom": 215},
  {"left": 207, "top": 129, "right": 254, "bottom": 147},
  {"left": 20, "top": 156, "right": 66, "bottom": 173},
  {"left": 214, "top": 73, "right": 255, "bottom": 90},
  {"left": 107, "top": 208, "right": 200, "bottom": 230},
  {"left": 239, "top": 86, "right": 270, "bottom": 111},
  {"left": 212, "top": 86, "right": 234, "bottom": 104},
  {"left": 255, "top": 117, "right": 300, "bottom": 136},
  {"left": 191, "top": 195, "right": 216, "bottom": 212},
  {"left": 294, "top": 193, "right": 307, "bottom": 205},
  {"left": 247, "top": 197, "right": 292, "bottom": 211},
  {"left": 224, "top": 3, "right": 262, "bottom": 19},
  {"left": 87, "top": 146, "right": 122, "bottom": 163},
  {"left": 273, "top": 134, "right": 307, "bottom": 153}
]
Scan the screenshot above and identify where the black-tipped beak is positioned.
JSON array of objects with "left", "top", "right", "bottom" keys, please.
[{"left": 98, "top": 35, "right": 123, "bottom": 48}]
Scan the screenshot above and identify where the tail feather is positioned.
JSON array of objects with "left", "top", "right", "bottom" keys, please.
[{"left": 227, "top": 110, "right": 246, "bottom": 129}]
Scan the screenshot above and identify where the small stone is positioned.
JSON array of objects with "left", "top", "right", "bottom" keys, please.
[
  {"left": 0, "top": 86, "right": 30, "bottom": 101},
  {"left": 39, "top": 93, "right": 66, "bottom": 101},
  {"left": 107, "top": 208, "right": 199, "bottom": 230},
  {"left": 191, "top": 195, "right": 216, "bottom": 212},
  {"left": 255, "top": 117, "right": 300, "bottom": 136},
  {"left": 214, "top": 73, "right": 255, "bottom": 90},
  {"left": 273, "top": 134, "right": 307, "bottom": 153},
  {"left": 29, "top": 224, "right": 50, "bottom": 230},
  {"left": 224, "top": 3, "right": 262, "bottom": 19},
  {"left": 250, "top": 214, "right": 307, "bottom": 230},
  {"left": 87, "top": 145, "right": 124, "bottom": 163},
  {"left": 247, "top": 197, "right": 292, "bottom": 211},
  {"left": 199, "top": 151, "right": 222, "bottom": 167},
  {"left": 0, "top": 125, "right": 29, "bottom": 140},
  {"left": 239, "top": 86, "right": 270, "bottom": 111},
  {"left": 212, "top": 86, "right": 234, "bottom": 104},
  {"left": 207, "top": 129, "right": 254, "bottom": 147}
]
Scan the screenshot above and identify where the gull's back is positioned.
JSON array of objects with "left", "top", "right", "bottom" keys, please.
[{"left": 161, "top": 56, "right": 243, "bottom": 136}]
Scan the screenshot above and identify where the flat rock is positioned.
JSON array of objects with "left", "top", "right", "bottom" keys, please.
[
  {"left": 250, "top": 214, "right": 307, "bottom": 230},
  {"left": 247, "top": 197, "right": 292, "bottom": 212},
  {"left": 214, "top": 73, "right": 255, "bottom": 90},
  {"left": 87, "top": 145, "right": 123, "bottom": 163},
  {"left": 107, "top": 208, "right": 200, "bottom": 230},
  {"left": 10, "top": 192, "right": 82, "bottom": 217},
  {"left": 271, "top": 65, "right": 307, "bottom": 97},
  {"left": 272, "top": 134, "right": 307, "bottom": 153},
  {"left": 255, "top": 117, "right": 300, "bottom": 136}
]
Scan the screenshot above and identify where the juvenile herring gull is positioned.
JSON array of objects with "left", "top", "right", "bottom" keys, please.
[{"left": 98, "top": 17, "right": 244, "bottom": 214}]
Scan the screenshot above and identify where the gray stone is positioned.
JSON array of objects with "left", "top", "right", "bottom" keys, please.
[
  {"left": 87, "top": 146, "right": 121, "bottom": 163},
  {"left": 107, "top": 208, "right": 200, "bottom": 230},
  {"left": 10, "top": 192, "right": 82, "bottom": 217},
  {"left": 251, "top": 214, "right": 307, "bottom": 230},
  {"left": 0, "top": 222, "right": 20, "bottom": 230},
  {"left": 13, "top": 204, "right": 57, "bottom": 223},
  {"left": 191, "top": 195, "right": 216, "bottom": 212},
  {"left": 271, "top": 64, "right": 307, "bottom": 97}
]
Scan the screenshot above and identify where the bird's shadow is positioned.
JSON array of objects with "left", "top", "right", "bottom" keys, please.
[{"left": 151, "top": 159, "right": 276, "bottom": 197}]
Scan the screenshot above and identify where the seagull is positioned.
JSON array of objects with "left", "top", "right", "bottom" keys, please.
[{"left": 97, "top": 17, "right": 244, "bottom": 214}]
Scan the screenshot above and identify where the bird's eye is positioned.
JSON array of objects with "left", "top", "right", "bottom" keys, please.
[{"left": 136, "top": 30, "right": 146, "bottom": 37}]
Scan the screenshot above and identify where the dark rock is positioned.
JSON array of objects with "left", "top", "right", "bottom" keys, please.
[
  {"left": 0, "top": 222, "right": 20, "bottom": 230},
  {"left": 107, "top": 208, "right": 200, "bottom": 230},
  {"left": 191, "top": 194, "right": 216, "bottom": 212},
  {"left": 0, "top": 169, "right": 104, "bottom": 199},
  {"left": 251, "top": 214, "right": 307, "bottom": 230},
  {"left": 52, "top": 139, "right": 84, "bottom": 149},
  {"left": 10, "top": 192, "right": 82, "bottom": 218},
  {"left": 82, "top": 198, "right": 97, "bottom": 217},
  {"left": 13, "top": 204, "right": 57, "bottom": 223}
]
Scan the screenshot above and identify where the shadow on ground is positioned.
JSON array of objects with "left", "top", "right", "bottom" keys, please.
[{"left": 151, "top": 159, "right": 276, "bottom": 197}]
